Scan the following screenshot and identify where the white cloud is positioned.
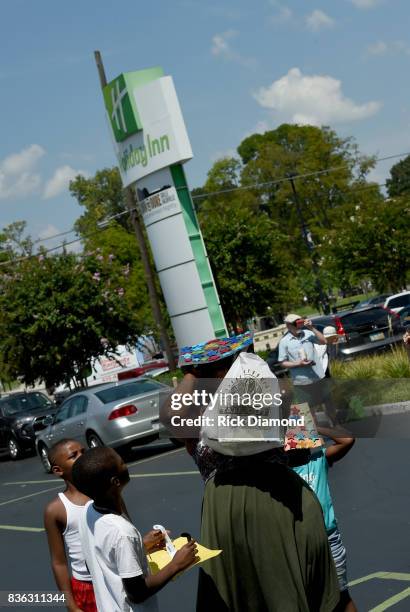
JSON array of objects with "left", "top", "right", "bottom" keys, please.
[
  {"left": 38, "top": 224, "right": 61, "bottom": 241},
  {"left": 253, "top": 68, "right": 381, "bottom": 126},
  {"left": 242, "top": 120, "right": 270, "bottom": 140},
  {"left": 350, "top": 0, "right": 380, "bottom": 9},
  {"left": 305, "top": 10, "right": 335, "bottom": 32},
  {"left": 269, "top": 3, "right": 293, "bottom": 25},
  {"left": 34, "top": 223, "right": 82, "bottom": 253},
  {"left": 367, "top": 41, "right": 388, "bottom": 56},
  {"left": 253, "top": 120, "right": 270, "bottom": 134},
  {"left": 0, "top": 144, "right": 44, "bottom": 199},
  {"left": 43, "top": 165, "right": 87, "bottom": 199},
  {"left": 366, "top": 40, "right": 410, "bottom": 57},
  {"left": 211, "top": 30, "right": 238, "bottom": 58},
  {"left": 211, "top": 31, "right": 255, "bottom": 67},
  {"left": 210, "top": 148, "right": 238, "bottom": 163}
]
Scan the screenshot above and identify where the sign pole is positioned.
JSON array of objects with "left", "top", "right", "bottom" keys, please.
[{"left": 94, "top": 51, "right": 176, "bottom": 370}]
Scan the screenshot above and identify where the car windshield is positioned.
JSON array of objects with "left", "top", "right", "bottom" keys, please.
[
  {"left": 0, "top": 393, "right": 52, "bottom": 416},
  {"left": 95, "top": 380, "right": 164, "bottom": 404}
]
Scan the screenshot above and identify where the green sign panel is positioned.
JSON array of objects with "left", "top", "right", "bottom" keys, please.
[{"left": 103, "top": 67, "right": 164, "bottom": 142}]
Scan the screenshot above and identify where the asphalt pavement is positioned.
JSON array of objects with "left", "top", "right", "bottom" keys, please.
[{"left": 0, "top": 437, "right": 409, "bottom": 611}]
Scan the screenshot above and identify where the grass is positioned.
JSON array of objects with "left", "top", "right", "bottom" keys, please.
[
  {"left": 296, "top": 292, "right": 374, "bottom": 318},
  {"left": 155, "top": 369, "right": 183, "bottom": 386},
  {"left": 327, "top": 347, "right": 410, "bottom": 407},
  {"left": 331, "top": 347, "right": 410, "bottom": 379}
]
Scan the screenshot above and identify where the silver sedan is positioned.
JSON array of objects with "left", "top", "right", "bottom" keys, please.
[{"left": 35, "top": 378, "right": 170, "bottom": 472}]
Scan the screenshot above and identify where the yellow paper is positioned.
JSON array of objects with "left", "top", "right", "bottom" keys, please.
[{"left": 147, "top": 537, "right": 222, "bottom": 577}]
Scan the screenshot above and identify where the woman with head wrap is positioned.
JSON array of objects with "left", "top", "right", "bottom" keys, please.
[{"left": 161, "top": 333, "right": 340, "bottom": 612}]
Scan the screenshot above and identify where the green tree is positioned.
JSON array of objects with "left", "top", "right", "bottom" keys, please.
[
  {"left": 195, "top": 125, "right": 385, "bottom": 316},
  {"left": 386, "top": 155, "right": 410, "bottom": 198},
  {"left": 0, "top": 221, "right": 33, "bottom": 260},
  {"left": 0, "top": 251, "right": 142, "bottom": 389},
  {"left": 197, "top": 165, "right": 297, "bottom": 326},
  {"left": 320, "top": 195, "right": 410, "bottom": 292},
  {"left": 238, "top": 124, "right": 375, "bottom": 237},
  {"left": 70, "top": 169, "right": 158, "bottom": 333}
]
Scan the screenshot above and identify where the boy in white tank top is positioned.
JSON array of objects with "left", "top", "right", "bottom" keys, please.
[
  {"left": 44, "top": 439, "right": 97, "bottom": 612},
  {"left": 44, "top": 439, "right": 174, "bottom": 611}
]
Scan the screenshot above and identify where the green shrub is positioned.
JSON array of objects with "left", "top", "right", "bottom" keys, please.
[
  {"left": 379, "top": 347, "right": 410, "bottom": 378},
  {"left": 331, "top": 347, "right": 410, "bottom": 380}
]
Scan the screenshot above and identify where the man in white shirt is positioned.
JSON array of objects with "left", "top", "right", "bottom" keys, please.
[
  {"left": 278, "top": 313, "right": 327, "bottom": 410},
  {"left": 72, "top": 447, "right": 197, "bottom": 612}
]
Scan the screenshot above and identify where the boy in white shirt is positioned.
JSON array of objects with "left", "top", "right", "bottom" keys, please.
[{"left": 72, "top": 447, "right": 197, "bottom": 612}]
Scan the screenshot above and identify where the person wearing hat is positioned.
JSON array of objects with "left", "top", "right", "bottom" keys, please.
[
  {"left": 315, "top": 326, "right": 340, "bottom": 378},
  {"left": 160, "top": 333, "right": 340, "bottom": 612},
  {"left": 278, "top": 314, "right": 328, "bottom": 411}
]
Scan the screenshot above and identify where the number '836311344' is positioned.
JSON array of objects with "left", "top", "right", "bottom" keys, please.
[{"left": 6, "top": 592, "right": 66, "bottom": 604}]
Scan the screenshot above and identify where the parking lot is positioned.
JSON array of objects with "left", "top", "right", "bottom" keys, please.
[{"left": 0, "top": 436, "right": 409, "bottom": 611}]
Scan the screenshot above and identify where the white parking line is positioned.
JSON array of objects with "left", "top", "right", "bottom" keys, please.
[
  {"left": 0, "top": 485, "right": 62, "bottom": 507},
  {"left": 3, "top": 470, "right": 198, "bottom": 486},
  {"left": 130, "top": 471, "right": 198, "bottom": 478},
  {"left": 0, "top": 524, "right": 44, "bottom": 532},
  {"left": 2, "top": 447, "right": 186, "bottom": 487},
  {"left": 369, "top": 587, "right": 410, "bottom": 611}
]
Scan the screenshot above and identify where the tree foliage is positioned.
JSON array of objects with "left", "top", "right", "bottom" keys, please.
[
  {"left": 199, "top": 202, "right": 297, "bottom": 325},
  {"left": 196, "top": 124, "right": 384, "bottom": 322},
  {"left": 320, "top": 194, "right": 410, "bottom": 292},
  {"left": 70, "top": 168, "right": 158, "bottom": 332},
  {"left": 0, "top": 250, "right": 142, "bottom": 389},
  {"left": 386, "top": 154, "right": 410, "bottom": 198}
]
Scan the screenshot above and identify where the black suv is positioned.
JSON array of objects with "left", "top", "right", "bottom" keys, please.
[
  {"left": 311, "top": 306, "right": 404, "bottom": 360},
  {"left": 0, "top": 392, "right": 56, "bottom": 459}
]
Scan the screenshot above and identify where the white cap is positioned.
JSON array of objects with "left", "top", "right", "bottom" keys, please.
[
  {"left": 323, "top": 325, "right": 338, "bottom": 338},
  {"left": 284, "top": 313, "right": 302, "bottom": 324}
]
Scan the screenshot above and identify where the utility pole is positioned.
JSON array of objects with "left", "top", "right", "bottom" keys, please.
[
  {"left": 288, "top": 174, "right": 329, "bottom": 314},
  {"left": 94, "top": 50, "right": 176, "bottom": 370}
]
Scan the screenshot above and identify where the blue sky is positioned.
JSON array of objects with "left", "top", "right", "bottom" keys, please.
[{"left": 1, "top": 0, "right": 409, "bottom": 247}]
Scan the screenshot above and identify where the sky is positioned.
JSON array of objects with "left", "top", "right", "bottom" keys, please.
[{"left": 1, "top": 0, "right": 410, "bottom": 248}]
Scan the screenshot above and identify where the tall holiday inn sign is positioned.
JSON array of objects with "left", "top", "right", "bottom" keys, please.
[{"left": 103, "top": 68, "right": 193, "bottom": 187}]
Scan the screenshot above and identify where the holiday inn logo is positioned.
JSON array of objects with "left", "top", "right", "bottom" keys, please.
[
  {"left": 118, "top": 133, "right": 171, "bottom": 172},
  {"left": 103, "top": 68, "right": 164, "bottom": 144},
  {"left": 104, "top": 74, "right": 141, "bottom": 142},
  {"left": 102, "top": 68, "right": 192, "bottom": 183}
]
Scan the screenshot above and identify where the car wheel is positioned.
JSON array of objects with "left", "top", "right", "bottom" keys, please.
[
  {"left": 8, "top": 437, "right": 22, "bottom": 460},
  {"left": 87, "top": 432, "right": 104, "bottom": 449},
  {"left": 39, "top": 444, "right": 52, "bottom": 473}
]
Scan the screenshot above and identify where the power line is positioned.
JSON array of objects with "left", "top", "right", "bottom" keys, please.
[
  {"left": 1, "top": 148, "right": 407, "bottom": 268},
  {"left": 28, "top": 149, "right": 409, "bottom": 245},
  {"left": 0, "top": 207, "right": 137, "bottom": 268},
  {"left": 191, "top": 150, "right": 407, "bottom": 201},
  {"left": 32, "top": 208, "right": 132, "bottom": 245}
]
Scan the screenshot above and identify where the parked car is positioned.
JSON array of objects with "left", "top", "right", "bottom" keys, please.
[
  {"left": 384, "top": 291, "right": 410, "bottom": 313},
  {"left": 310, "top": 306, "right": 404, "bottom": 360},
  {"left": 353, "top": 294, "right": 391, "bottom": 310},
  {"left": 0, "top": 392, "right": 56, "bottom": 459},
  {"left": 35, "top": 378, "right": 170, "bottom": 472}
]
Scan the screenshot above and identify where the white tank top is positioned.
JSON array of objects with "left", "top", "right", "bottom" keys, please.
[{"left": 58, "top": 492, "right": 92, "bottom": 581}]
